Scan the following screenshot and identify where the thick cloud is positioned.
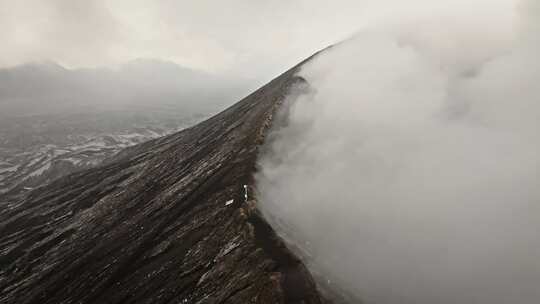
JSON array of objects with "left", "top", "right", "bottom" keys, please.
[{"left": 256, "top": 1, "right": 540, "bottom": 303}]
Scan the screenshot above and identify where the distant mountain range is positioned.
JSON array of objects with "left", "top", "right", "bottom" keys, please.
[{"left": 0, "top": 59, "right": 252, "bottom": 117}]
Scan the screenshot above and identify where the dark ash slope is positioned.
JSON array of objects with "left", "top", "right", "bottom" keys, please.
[{"left": 0, "top": 57, "right": 329, "bottom": 304}]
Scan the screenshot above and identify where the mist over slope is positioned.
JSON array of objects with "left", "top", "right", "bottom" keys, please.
[{"left": 256, "top": 1, "right": 540, "bottom": 303}]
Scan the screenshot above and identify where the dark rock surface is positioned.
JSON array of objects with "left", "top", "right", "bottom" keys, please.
[{"left": 0, "top": 54, "right": 332, "bottom": 303}]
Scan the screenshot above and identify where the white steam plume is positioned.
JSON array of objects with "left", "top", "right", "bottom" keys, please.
[{"left": 256, "top": 1, "right": 540, "bottom": 303}]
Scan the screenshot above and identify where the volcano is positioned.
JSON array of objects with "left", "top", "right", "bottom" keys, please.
[{"left": 0, "top": 53, "right": 337, "bottom": 304}]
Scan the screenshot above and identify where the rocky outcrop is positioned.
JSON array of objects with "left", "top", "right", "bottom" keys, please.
[{"left": 0, "top": 54, "right": 330, "bottom": 303}]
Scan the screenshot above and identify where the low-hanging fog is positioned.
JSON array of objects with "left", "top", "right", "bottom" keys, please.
[{"left": 256, "top": 0, "right": 540, "bottom": 303}]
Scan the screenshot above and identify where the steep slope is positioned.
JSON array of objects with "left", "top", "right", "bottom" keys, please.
[{"left": 0, "top": 57, "right": 328, "bottom": 304}]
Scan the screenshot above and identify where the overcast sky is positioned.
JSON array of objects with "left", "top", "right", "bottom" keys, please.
[{"left": 0, "top": 0, "right": 518, "bottom": 81}]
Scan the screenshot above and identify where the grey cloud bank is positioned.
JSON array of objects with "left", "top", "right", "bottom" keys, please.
[{"left": 256, "top": 1, "right": 540, "bottom": 303}]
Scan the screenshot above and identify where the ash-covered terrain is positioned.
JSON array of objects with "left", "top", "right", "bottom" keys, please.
[
  {"left": 0, "top": 111, "right": 205, "bottom": 200},
  {"left": 0, "top": 54, "right": 334, "bottom": 304}
]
